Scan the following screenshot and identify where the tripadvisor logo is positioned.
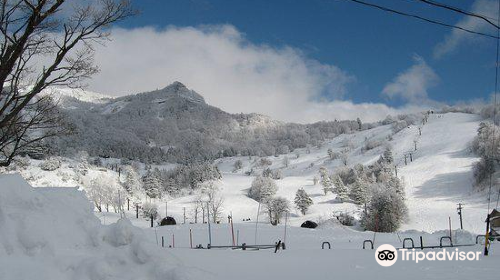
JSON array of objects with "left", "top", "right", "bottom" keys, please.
[
  {"left": 375, "top": 244, "right": 398, "bottom": 267},
  {"left": 375, "top": 244, "right": 482, "bottom": 267}
]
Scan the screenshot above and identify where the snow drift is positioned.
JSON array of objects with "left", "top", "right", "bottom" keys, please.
[{"left": 0, "top": 174, "right": 190, "bottom": 280}]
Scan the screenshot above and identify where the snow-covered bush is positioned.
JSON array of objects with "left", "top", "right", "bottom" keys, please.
[
  {"left": 473, "top": 158, "right": 494, "bottom": 187},
  {"left": 233, "top": 160, "right": 243, "bottom": 172},
  {"left": 362, "top": 138, "right": 382, "bottom": 152},
  {"left": 337, "top": 212, "right": 355, "bottom": 226},
  {"left": 40, "top": 158, "right": 61, "bottom": 171},
  {"left": 13, "top": 156, "right": 30, "bottom": 170},
  {"left": 258, "top": 157, "right": 272, "bottom": 167},
  {"left": 142, "top": 202, "right": 159, "bottom": 220},
  {"left": 248, "top": 175, "right": 277, "bottom": 202}
]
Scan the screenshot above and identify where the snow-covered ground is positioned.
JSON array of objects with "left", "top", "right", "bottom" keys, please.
[
  {"left": 2, "top": 173, "right": 499, "bottom": 280},
  {"left": 2, "top": 112, "right": 500, "bottom": 280}
]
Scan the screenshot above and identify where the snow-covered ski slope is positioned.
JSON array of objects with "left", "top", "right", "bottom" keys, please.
[
  {"left": 13, "top": 112, "right": 487, "bottom": 233},
  {"left": 204, "top": 112, "right": 485, "bottom": 232}
]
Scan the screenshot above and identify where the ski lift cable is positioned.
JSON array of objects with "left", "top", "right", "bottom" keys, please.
[
  {"left": 412, "top": 0, "right": 500, "bottom": 29},
  {"left": 341, "top": 0, "right": 499, "bottom": 39}
]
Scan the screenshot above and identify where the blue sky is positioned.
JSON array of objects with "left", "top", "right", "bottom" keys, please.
[
  {"left": 86, "top": 0, "right": 498, "bottom": 122},
  {"left": 117, "top": 0, "right": 497, "bottom": 106}
]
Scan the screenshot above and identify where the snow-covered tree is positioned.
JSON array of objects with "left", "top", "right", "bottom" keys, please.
[
  {"left": 142, "top": 170, "right": 162, "bottom": 199},
  {"left": 142, "top": 202, "right": 159, "bottom": 220},
  {"left": 265, "top": 196, "right": 289, "bottom": 224},
  {"left": 319, "top": 167, "right": 333, "bottom": 195},
  {"left": 283, "top": 156, "right": 290, "bottom": 167},
  {"left": 294, "top": 188, "right": 313, "bottom": 215},
  {"left": 332, "top": 175, "right": 348, "bottom": 202},
  {"left": 248, "top": 176, "right": 278, "bottom": 202},
  {"left": 327, "top": 148, "right": 335, "bottom": 160},
  {"left": 362, "top": 187, "right": 407, "bottom": 232},
  {"left": 340, "top": 149, "right": 349, "bottom": 166},
  {"left": 85, "top": 173, "right": 121, "bottom": 213},
  {"left": 202, "top": 182, "right": 224, "bottom": 223},
  {"left": 123, "top": 165, "right": 142, "bottom": 194},
  {"left": 272, "top": 169, "right": 283, "bottom": 180},
  {"left": 350, "top": 178, "right": 368, "bottom": 205},
  {"left": 382, "top": 147, "right": 393, "bottom": 164},
  {"left": 262, "top": 168, "right": 272, "bottom": 178}
]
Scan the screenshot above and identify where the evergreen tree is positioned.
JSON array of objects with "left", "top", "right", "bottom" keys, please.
[
  {"left": 382, "top": 147, "right": 394, "bottom": 164},
  {"left": 123, "top": 165, "right": 142, "bottom": 194},
  {"left": 294, "top": 188, "right": 313, "bottom": 215},
  {"left": 350, "top": 178, "right": 367, "bottom": 205},
  {"left": 332, "top": 175, "right": 348, "bottom": 202},
  {"left": 142, "top": 170, "right": 162, "bottom": 198},
  {"left": 319, "top": 167, "right": 333, "bottom": 195},
  {"left": 357, "top": 117, "right": 362, "bottom": 130}
]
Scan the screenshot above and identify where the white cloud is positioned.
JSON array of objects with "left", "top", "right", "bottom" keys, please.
[
  {"left": 85, "top": 25, "right": 424, "bottom": 123},
  {"left": 434, "top": 0, "right": 497, "bottom": 58},
  {"left": 382, "top": 55, "right": 439, "bottom": 104}
]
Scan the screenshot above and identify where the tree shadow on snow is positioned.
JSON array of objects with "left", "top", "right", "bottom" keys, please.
[{"left": 412, "top": 169, "right": 484, "bottom": 204}]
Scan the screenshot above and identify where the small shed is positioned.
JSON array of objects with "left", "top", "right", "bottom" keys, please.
[
  {"left": 160, "top": 216, "right": 177, "bottom": 226},
  {"left": 301, "top": 220, "right": 318, "bottom": 229}
]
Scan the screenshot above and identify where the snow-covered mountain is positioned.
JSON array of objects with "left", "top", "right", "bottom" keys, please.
[
  {"left": 49, "top": 82, "right": 362, "bottom": 163},
  {"left": 41, "top": 86, "right": 112, "bottom": 104}
]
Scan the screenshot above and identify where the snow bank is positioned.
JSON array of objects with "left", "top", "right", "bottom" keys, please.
[{"left": 0, "top": 174, "right": 191, "bottom": 280}]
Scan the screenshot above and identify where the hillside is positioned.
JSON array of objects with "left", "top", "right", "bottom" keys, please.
[
  {"left": 45, "top": 82, "right": 365, "bottom": 163},
  {"left": 11, "top": 111, "right": 488, "bottom": 234}
]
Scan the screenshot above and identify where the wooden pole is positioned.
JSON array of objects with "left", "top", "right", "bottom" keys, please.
[
  {"left": 230, "top": 213, "right": 235, "bottom": 246},
  {"left": 448, "top": 216, "right": 452, "bottom": 243},
  {"left": 457, "top": 203, "right": 464, "bottom": 230},
  {"left": 207, "top": 202, "right": 212, "bottom": 247},
  {"left": 190, "top": 228, "right": 193, "bottom": 249},
  {"left": 485, "top": 214, "right": 490, "bottom": 256},
  {"left": 136, "top": 204, "right": 139, "bottom": 219}
]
